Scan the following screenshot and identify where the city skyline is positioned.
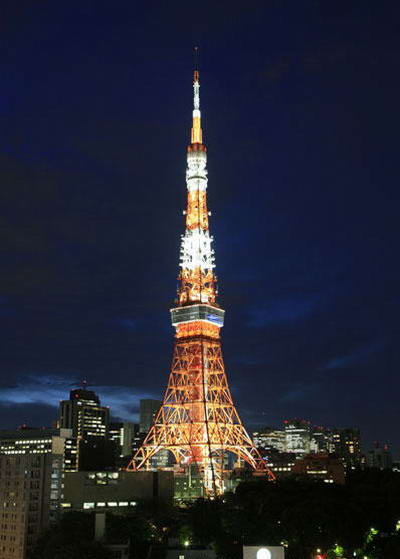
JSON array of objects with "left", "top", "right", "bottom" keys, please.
[{"left": 0, "top": 2, "right": 399, "bottom": 456}]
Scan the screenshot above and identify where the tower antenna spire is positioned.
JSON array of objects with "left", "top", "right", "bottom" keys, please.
[
  {"left": 194, "top": 45, "right": 199, "bottom": 72},
  {"left": 191, "top": 47, "right": 202, "bottom": 143}
]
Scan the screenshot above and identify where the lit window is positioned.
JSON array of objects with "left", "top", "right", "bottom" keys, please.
[{"left": 83, "top": 503, "right": 95, "bottom": 509}]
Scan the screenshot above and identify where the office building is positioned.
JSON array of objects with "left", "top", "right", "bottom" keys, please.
[
  {"left": 291, "top": 453, "right": 345, "bottom": 484},
  {"left": 331, "top": 428, "right": 362, "bottom": 468},
  {"left": 0, "top": 428, "right": 71, "bottom": 559},
  {"left": 109, "top": 422, "right": 136, "bottom": 458},
  {"left": 139, "top": 399, "right": 161, "bottom": 433},
  {"left": 310, "top": 426, "right": 332, "bottom": 454},
  {"left": 61, "top": 470, "right": 174, "bottom": 511},
  {"left": 59, "top": 388, "right": 110, "bottom": 469},
  {"left": 265, "top": 452, "right": 297, "bottom": 478},
  {"left": 367, "top": 443, "right": 393, "bottom": 470},
  {"left": 253, "top": 428, "right": 286, "bottom": 453},
  {"left": 284, "top": 419, "right": 311, "bottom": 454},
  {"left": 59, "top": 388, "right": 109, "bottom": 440}
]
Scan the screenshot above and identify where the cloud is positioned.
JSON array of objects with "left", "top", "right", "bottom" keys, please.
[
  {"left": 323, "top": 341, "right": 385, "bottom": 370},
  {"left": 279, "top": 383, "right": 321, "bottom": 404},
  {"left": 114, "top": 318, "right": 138, "bottom": 330},
  {"left": 0, "top": 374, "right": 157, "bottom": 422},
  {"left": 247, "top": 295, "right": 320, "bottom": 328}
]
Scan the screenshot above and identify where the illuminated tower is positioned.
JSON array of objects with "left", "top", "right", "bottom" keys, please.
[{"left": 127, "top": 64, "right": 274, "bottom": 494}]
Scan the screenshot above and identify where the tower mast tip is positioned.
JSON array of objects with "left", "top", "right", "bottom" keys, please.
[{"left": 193, "top": 46, "right": 199, "bottom": 81}]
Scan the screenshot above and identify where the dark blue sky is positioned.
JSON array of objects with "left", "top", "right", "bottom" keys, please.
[{"left": 1, "top": 1, "right": 399, "bottom": 454}]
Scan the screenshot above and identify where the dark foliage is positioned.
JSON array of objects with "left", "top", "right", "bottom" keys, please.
[
  {"left": 29, "top": 471, "right": 400, "bottom": 559},
  {"left": 29, "top": 511, "right": 111, "bottom": 559},
  {"left": 182, "top": 471, "right": 400, "bottom": 559}
]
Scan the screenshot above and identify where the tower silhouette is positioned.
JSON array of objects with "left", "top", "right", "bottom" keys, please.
[{"left": 127, "top": 64, "right": 274, "bottom": 494}]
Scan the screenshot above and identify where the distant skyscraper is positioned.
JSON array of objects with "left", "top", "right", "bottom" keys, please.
[
  {"left": 59, "top": 388, "right": 109, "bottom": 439},
  {"left": 252, "top": 428, "right": 286, "bottom": 453},
  {"left": 284, "top": 419, "right": 311, "bottom": 454},
  {"left": 310, "top": 425, "right": 332, "bottom": 454},
  {"left": 59, "top": 387, "right": 110, "bottom": 469},
  {"left": 109, "top": 422, "right": 136, "bottom": 457},
  {"left": 331, "top": 428, "right": 361, "bottom": 468},
  {"left": 0, "top": 427, "right": 71, "bottom": 559},
  {"left": 139, "top": 399, "right": 161, "bottom": 434},
  {"left": 367, "top": 442, "right": 393, "bottom": 470}
]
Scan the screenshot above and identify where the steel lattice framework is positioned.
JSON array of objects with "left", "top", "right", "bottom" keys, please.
[{"left": 127, "top": 65, "right": 274, "bottom": 494}]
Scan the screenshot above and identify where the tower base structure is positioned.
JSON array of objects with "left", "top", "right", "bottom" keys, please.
[{"left": 127, "top": 327, "right": 274, "bottom": 495}]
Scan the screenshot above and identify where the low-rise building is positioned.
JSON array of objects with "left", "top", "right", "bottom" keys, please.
[
  {"left": 61, "top": 469, "right": 174, "bottom": 511},
  {"left": 291, "top": 453, "right": 345, "bottom": 484}
]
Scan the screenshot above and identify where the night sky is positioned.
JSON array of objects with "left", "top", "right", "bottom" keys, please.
[{"left": 1, "top": 2, "right": 399, "bottom": 455}]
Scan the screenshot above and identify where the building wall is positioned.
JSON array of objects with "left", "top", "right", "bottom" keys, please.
[
  {"left": 109, "top": 422, "right": 136, "bottom": 458},
  {"left": 291, "top": 453, "right": 345, "bottom": 484},
  {"left": 0, "top": 453, "right": 63, "bottom": 559},
  {"left": 59, "top": 389, "right": 110, "bottom": 470},
  {"left": 252, "top": 430, "right": 286, "bottom": 452},
  {"left": 61, "top": 470, "right": 174, "bottom": 512},
  {"left": 284, "top": 420, "right": 311, "bottom": 454},
  {"left": 139, "top": 399, "right": 161, "bottom": 433}
]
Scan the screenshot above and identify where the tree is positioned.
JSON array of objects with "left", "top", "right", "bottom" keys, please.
[{"left": 29, "top": 512, "right": 111, "bottom": 559}]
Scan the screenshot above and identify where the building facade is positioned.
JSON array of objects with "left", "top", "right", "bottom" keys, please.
[
  {"left": 0, "top": 428, "right": 70, "bottom": 559},
  {"left": 252, "top": 429, "right": 286, "bottom": 453},
  {"left": 139, "top": 399, "right": 162, "bottom": 434},
  {"left": 291, "top": 453, "right": 345, "bottom": 484},
  {"left": 109, "top": 422, "right": 136, "bottom": 458},
  {"left": 367, "top": 443, "right": 393, "bottom": 470},
  {"left": 61, "top": 470, "right": 174, "bottom": 511},
  {"left": 59, "top": 388, "right": 110, "bottom": 470},
  {"left": 284, "top": 419, "right": 311, "bottom": 454}
]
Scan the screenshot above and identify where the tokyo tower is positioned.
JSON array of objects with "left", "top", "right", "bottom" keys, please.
[{"left": 127, "top": 62, "right": 274, "bottom": 494}]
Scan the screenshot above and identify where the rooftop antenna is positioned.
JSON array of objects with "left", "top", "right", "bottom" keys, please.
[{"left": 69, "top": 378, "right": 90, "bottom": 389}]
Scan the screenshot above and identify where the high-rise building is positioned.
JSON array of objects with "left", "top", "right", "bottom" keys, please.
[
  {"left": 109, "top": 422, "right": 136, "bottom": 458},
  {"left": 331, "top": 428, "right": 361, "bottom": 468},
  {"left": 139, "top": 400, "right": 161, "bottom": 434},
  {"left": 310, "top": 426, "right": 332, "bottom": 454},
  {"left": 127, "top": 63, "right": 274, "bottom": 494},
  {"left": 59, "top": 388, "right": 110, "bottom": 469},
  {"left": 284, "top": 419, "right": 311, "bottom": 455},
  {"left": 59, "top": 388, "right": 109, "bottom": 440},
  {"left": 253, "top": 428, "right": 286, "bottom": 453},
  {"left": 0, "top": 428, "right": 71, "bottom": 559},
  {"left": 367, "top": 442, "right": 393, "bottom": 470}
]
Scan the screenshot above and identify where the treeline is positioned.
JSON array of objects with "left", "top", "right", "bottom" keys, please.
[{"left": 30, "top": 469, "right": 400, "bottom": 559}]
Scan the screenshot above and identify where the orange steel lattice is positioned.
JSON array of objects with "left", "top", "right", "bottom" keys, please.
[{"left": 127, "top": 66, "right": 274, "bottom": 494}]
